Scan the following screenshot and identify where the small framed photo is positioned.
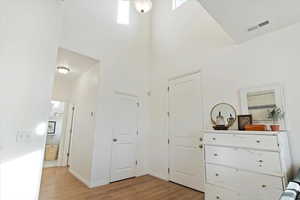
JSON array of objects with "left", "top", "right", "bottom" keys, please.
[
  {"left": 47, "top": 121, "right": 56, "bottom": 135},
  {"left": 238, "top": 115, "right": 253, "bottom": 131}
]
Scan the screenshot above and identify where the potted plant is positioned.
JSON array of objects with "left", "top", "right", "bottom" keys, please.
[{"left": 267, "top": 107, "right": 285, "bottom": 131}]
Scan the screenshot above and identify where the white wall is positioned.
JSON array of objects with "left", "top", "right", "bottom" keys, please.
[
  {"left": 69, "top": 64, "right": 99, "bottom": 185},
  {"left": 52, "top": 76, "right": 74, "bottom": 102},
  {"left": 0, "top": 1, "right": 60, "bottom": 200},
  {"left": 59, "top": 0, "right": 151, "bottom": 187},
  {"left": 149, "top": 0, "right": 300, "bottom": 179}
]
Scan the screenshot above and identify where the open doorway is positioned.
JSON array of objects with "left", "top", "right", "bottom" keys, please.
[{"left": 43, "top": 48, "right": 100, "bottom": 170}]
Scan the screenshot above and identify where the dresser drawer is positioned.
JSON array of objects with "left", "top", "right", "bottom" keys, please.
[
  {"left": 206, "top": 164, "right": 284, "bottom": 196},
  {"left": 204, "top": 133, "right": 279, "bottom": 151},
  {"left": 205, "top": 184, "right": 282, "bottom": 200},
  {"left": 206, "top": 184, "right": 238, "bottom": 200},
  {"left": 205, "top": 146, "right": 282, "bottom": 176}
]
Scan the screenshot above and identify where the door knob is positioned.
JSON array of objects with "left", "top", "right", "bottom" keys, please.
[{"left": 113, "top": 138, "right": 118, "bottom": 142}]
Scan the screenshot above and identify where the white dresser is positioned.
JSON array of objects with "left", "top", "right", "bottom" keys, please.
[{"left": 203, "top": 130, "right": 292, "bottom": 200}]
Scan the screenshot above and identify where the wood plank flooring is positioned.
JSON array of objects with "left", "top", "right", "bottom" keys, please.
[{"left": 39, "top": 167, "right": 204, "bottom": 200}]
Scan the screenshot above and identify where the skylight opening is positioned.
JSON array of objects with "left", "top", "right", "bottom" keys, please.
[
  {"left": 172, "top": 0, "right": 187, "bottom": 10},
  {"left": 117, "top": 0, "right": 130, "bottom": 25}
]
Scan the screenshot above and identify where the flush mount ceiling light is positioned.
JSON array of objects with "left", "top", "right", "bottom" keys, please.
[
  {"left": 57, "top": 66, "right": 71, "bottom": 74},
  {"left": 135, "top": 0, "right": 152, "bottom": 13}
]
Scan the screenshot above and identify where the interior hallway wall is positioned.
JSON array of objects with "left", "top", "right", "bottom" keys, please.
[
  {"left": 149, "top": 0, "right": 300, "bottom": 179},
  {"left": 68, "top": 64, "right": 100, "bottom": 185},
  {"left": 52, "top": 76, "right": 75, "bottom": 102},
  {"left": 59, "top": 0, "right": 151, "bottom": 186},
  {"left": 0, "top": 1, "right": 61, "bottom": 199}
]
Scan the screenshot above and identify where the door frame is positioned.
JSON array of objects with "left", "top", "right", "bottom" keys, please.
[
  {"left": 167, "top": 70, "right": 204, "bottom": 181},
  {"left": 57, "top": 103, "right": 76, "bottom": 167},
  {"left": 109, "top": 91, "right": 140, "bottom": 183}
]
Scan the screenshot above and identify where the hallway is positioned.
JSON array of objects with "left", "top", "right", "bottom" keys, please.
[{"left": 39, "top": 168, "right": 204, "bottom": 200}]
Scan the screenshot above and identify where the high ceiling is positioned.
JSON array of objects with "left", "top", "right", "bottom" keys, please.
[{"left": 197, "top": 0, "right": 300, "bottom": 42}]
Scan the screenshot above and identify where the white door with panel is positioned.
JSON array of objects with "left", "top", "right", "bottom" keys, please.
[
  {"left": 168, "top": 73, "right": 204, "bottom": 191},
  {"left": 110, "top": 94, "right": 139, "bottom": 182}
]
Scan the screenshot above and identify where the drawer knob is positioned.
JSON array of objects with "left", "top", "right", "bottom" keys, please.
[
  {"left": 258, "top": 160, "right": 264, "bottom": 163},
  {"left": 256, "top": 140, "right": 261, "bottom": 143},
  {"left": 215, "top": 173, "right": 219, "bottom": 177},
  {"left": 213, "top": 138, "right": 216, "bottom": 141},
  {"left": 200, "top": 138, "right": 203, "bottom": 142},
  {"left": 262, "top": 185, "right": 267, "bottom": 188},
  {"left": 216, "top": 196, "right": 220, "bottom": 199},
  {"left": 199, "top": 145, "right": 203, "bottom": 149},
  {"left": 214, "top": 153, "right": 218, "bottom": 156}
]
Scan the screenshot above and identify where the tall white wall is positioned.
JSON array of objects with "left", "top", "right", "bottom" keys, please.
[
  {"left": 69, "top": 64, "right": 99, "bottom": 185},
  {"left": 52, "top": 76, "right": 74, "bottom": 102},
  {"left": 0, "top": 1, "right": 60, "bottom": 200},
  {"left": 59, "top": 0, "right": 151, "bottom": 186},
  {"left": 150, "top": 0, "right": 300, "bottom": 179}
]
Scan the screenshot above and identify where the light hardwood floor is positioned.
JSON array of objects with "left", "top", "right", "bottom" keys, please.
[{"left": 39, "top": 167, "right": 204, "bottom": 200}]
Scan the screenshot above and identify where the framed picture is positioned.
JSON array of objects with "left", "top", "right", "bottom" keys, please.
[
  {"left": 238, "top": 115, "right": 253, "bottom": 130},
  {"left": 47, "top": 121, "right": 56, "bottom": 135}
]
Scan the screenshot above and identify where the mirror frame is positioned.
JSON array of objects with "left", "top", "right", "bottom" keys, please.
[
  {"left": 210, "top": 103, "right": 237, "bottom": 128},
  {"left": 239, "top": 83, "right": 287, "bottom": 128}
]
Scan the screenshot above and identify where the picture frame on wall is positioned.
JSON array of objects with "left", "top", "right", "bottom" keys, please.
[
  {"left": 47, "top": 121, "right": 56, "bottom": 135},
  {"left": 238, "top": 115, "right": 253, "bottom": 130}
]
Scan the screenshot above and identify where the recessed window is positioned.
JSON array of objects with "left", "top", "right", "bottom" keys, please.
[
  {"left": 117, "top": 0, "right": 130, "bottom": 25},
  {"left": 172, "top": 0, "right": 187, "bottom": 10}
]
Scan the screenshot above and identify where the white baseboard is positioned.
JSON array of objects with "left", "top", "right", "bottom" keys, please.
[
  {"left": 69, "top": 168, "right": 91, "bottom": 187},
  {"left": 136, "top": 168, "right": 148, "bottom": 177},
  {"left": 148, "top": 169, "right": 169, "bottom": 181},
  {"left": 43, "top": 161, "right": 58, "bottom": 168},
  {"left": 90, "top": 178, "right": 110, "bottom": 188}
]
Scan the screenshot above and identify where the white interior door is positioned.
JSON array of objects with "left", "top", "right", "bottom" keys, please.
[
  {"left": 110, "top": 93, "right": 138, "bottom": 182},
  {"left": 168, "top": 72, "right": 205, "bottom": 191}
]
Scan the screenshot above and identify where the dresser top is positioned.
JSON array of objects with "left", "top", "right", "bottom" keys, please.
[{"left": 202, "top": 129, "right": 288, "bottom": 136}]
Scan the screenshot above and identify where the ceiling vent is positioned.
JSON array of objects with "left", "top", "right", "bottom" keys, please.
[{"left": 247, "top": 20, "right": 270, "bottom": 32}]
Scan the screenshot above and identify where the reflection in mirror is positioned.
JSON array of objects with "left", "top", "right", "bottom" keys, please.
[
  {"left": 240, "top": 84, "right": 286, "bottom": 129},
  {"left": 211, "top": 103, "right": 237, "bottom": 128},
  {"left": 247, "top": 90, "right": 276, "bottom": 123}
]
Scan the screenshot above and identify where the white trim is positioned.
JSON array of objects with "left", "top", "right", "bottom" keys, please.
[
  {"left": 109, "top": 92, "right": 139, "bottom": 183},
  {"left": 239, "top": 83, "right": 287, "bottom": 129},
  {"left": 69, "top": 168, "right": 91, "bottom": 187},
  {"left": 167, "top": 71, "right": 204, "bottom": 182},
  {"left": 168, "top": 69, "right": 201, "bottom": 81},
  {"left": 43, "top": 161, "right": 59, "bottom": 168},
  {"left": 172, "top": 0, "right": 188, "bottom": 10},
  {"left": 90, "top": 178, "right": 110, "bottom": 188},
  {"left": 114, "top": 90, "right": 138, "bottom": 98},
  {"left": 147, "top": 169, "right": 169, "bottom": 181}
]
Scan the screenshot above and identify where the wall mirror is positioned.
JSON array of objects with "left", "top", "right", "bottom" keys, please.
[
  {"left": 240, "top": 84, "right": 286, "bottom": 127},
  {"left": 211, "top": 103, "right": 237, "bottom": 129}
]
